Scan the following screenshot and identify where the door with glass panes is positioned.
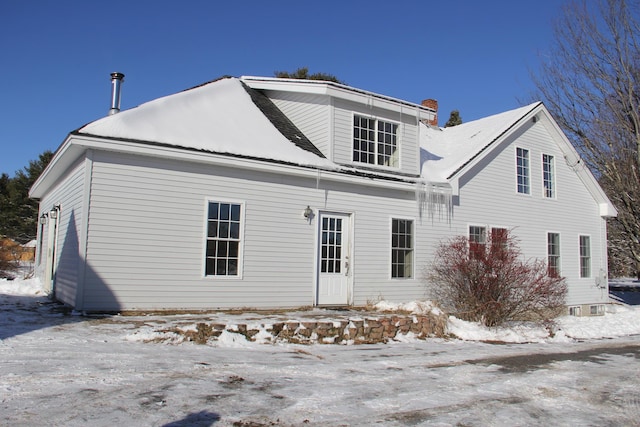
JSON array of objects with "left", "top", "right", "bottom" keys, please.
[{"left": 317, "top": 212, "right": 351, "bottom": 305}]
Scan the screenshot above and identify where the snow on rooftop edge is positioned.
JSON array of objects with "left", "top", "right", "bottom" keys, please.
[
  {"left": 420, "top": 103, "right": 540, "bottom": 182},
  {"left": 78, "top": 78, "right": 336, "bottom": 169}
]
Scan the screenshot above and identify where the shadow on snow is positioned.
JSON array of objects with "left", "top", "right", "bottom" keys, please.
[{"left": 162, "top": 411, "right": 221, "bottom": 426}]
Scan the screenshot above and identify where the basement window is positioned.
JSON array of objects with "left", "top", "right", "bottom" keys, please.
[
  {"left": 568, "top": 306, "right": 582, "bottom": 316},
  {"left": 590, "top": 305, "right": 605, "bottom": 316}
]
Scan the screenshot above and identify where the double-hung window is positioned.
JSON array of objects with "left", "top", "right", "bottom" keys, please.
[
  {"left": 469, "top": 225, "right": 487, "bottom": 259},
  {"left": 542, "top": 154, "right": 555, "bottom": 198},
  {"left": 547, "top": 232, "right": 561, "bottom": 277},
  {"left": 490, "top": 227, "right": 509, "bottom": 258},
  {"left": 391, "top": 219, "right": 413, "bottom": 278},
  {"left": 580, "top": 235, "right": 591, "bottom": 278},
  {"left": 353, "top": 115, "right": 399, "bottom": 167},
  {"left": 205, "top": 202, "right": 242, "bottom": 276},
  {"left": 516, "top": 147, "right": 530, "bottom": 194}
]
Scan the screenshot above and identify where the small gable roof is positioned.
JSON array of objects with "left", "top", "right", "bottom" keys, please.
[
  {"left": 420, "top": 102, "right": 540, "bottom": 182},
  {"left": 77, "top": 77, "right": 334, "bottom": 169},
  {"left": 420, "top": 102, "right": 616, "bottom": 217}
]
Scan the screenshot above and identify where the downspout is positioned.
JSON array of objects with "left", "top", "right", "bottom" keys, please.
[{"left": 75, "top": 150, "right": 94, "bottom": 311}]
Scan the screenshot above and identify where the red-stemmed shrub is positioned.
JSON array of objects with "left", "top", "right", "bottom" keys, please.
[{"left": 425, "top": 231, "right": 567, "bottom": 327}]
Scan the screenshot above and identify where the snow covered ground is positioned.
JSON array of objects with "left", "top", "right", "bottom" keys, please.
[{"left": 1, "top": 277, "right": 640, "bottom": 426}]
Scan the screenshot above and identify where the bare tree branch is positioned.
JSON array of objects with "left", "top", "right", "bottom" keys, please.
[{"left": 532, "top": 0, "right": 640, "bottom": 276}]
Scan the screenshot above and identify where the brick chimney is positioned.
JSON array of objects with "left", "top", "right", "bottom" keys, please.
[{"left": 421, "top": 98, "right": 438, "bottom": 126}]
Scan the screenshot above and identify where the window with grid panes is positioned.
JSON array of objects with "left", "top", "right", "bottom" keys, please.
[
  {"left": 542, "top": 154, "right": 555, "bottom": 198},
  {"left": 580, "top": 235, "right": 591, "bottom": 278},
  {"left": 353, "top": 115, "right": 398, "bottom": 167},
  {"left": 321, "top": 217, "right": 342, "bottom": 273},
  {"left": 516, "top": 147, "right": 530, "bottom": 194},
  {"left": 469, "top": 225, "right": 487, "bottom": 259},
  {"left": 547, "top": 232, "right": 561, "bottom": 277},
  {"left": 205, "top": 202, "right": 241, "bottom": 276},
  {"left": 391, "top": 219, "right": 413, "bottom": 278}
]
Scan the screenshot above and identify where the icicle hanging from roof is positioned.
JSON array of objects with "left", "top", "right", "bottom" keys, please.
[{"left": 417, "top": 181, "right": 453, "bottom": 222}]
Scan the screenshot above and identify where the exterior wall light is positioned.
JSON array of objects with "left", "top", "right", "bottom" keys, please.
[
  {"left": 39, "top": 213, "right": 48, "bottom": 224},
  {"left": 49, "top": 204, "right": 60, "bottom": 220},
  {"left": 303, "top": 205, "right": 313, "bottom": 219}
]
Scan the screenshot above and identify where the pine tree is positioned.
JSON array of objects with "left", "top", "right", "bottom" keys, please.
[
  {"left": 445, "top": 110, "right": 463, "bottom": 127},
  {"left": 0, "top": 151, "right": 53, "bottom": 243},
  {"left": 274, "top": 67, "right": 345, "bottom": 84}
]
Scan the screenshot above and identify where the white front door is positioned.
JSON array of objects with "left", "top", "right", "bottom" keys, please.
[{"left": 317, "top": 212, "right": 351, "bottom": 306}]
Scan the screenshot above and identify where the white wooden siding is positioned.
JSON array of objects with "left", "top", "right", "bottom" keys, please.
[
  {"left": 36, "top": 158, "right": 87, "bottom": 307},
  {"left": 267, "top": 91, "right": 421, "bottom": 176},
  {"left": 266, "top": 91, "right": 332, "bottom": 158},
  {"left": 445, "top": 120, "right": 610, "bottom": 305},
  {"left": 77, "top": 121, "right": 609, "bottom": 310},
  {"left": 81, "top": 151, "right": 433, "bottom": 310}
]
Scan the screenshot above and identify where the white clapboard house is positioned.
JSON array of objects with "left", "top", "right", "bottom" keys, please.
[{"left": 29, "top": 75, "right": 616, "bottom": 315}]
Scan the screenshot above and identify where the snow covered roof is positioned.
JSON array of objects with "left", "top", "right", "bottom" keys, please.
[
  {"left": 420, "top": 103, "right": 540, "bottom": 182},
  {"left": 77, "top": 77, "right": 336, "bottom": 169}
]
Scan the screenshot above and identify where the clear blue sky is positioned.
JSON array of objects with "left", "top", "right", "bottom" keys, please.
[{"left": 0, "top": 0, "right": 565, "bottom": 176}]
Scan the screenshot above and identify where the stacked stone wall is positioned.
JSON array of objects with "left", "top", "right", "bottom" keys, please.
[{"left": 181, "top": 312, "right": 447, "bottom": 345}]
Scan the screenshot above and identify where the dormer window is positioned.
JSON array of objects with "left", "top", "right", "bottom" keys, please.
[{"left": 353, "top": 115, "right": 399, "bottom": 167}]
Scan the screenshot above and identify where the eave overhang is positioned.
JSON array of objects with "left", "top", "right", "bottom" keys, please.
[{"left": 30, "top": 133, "right": 422, "bottom": 200}]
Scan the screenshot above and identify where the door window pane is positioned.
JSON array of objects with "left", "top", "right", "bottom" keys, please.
[{"left": 321, "top": 217, "right": 343, "bottom": 274}]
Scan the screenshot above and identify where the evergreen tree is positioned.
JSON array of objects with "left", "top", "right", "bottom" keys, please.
[
  {"left": 0, "top": 151, "right": 53, "bottom": 243},
  {"left": 444, "top": 110, "right": 463, "bottom": 127},
  {"left": 274, "top": 67, "right": 345, "bottom": 84}
]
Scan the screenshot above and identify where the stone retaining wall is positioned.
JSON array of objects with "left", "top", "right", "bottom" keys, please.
[{"left": 181, "top": 312, "right": 447, "bottom": 345}]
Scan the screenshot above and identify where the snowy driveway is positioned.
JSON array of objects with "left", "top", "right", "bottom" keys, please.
[{"left": 2, "top": 287, "right": 640, "bottom": 426}]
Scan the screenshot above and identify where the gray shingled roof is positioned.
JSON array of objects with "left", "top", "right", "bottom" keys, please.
[{"left": 241, "top": 82, "right": 326, "bottom": 158}]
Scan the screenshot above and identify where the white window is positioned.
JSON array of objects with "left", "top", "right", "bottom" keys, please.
[
  {"left": 205, "top": 202, "right": 242, "bottom": 276},
  {"left": 391, "top": 219, "right": 413, "bottom": 278},
  {"left": 542, "top": 154, "right": 555, "bottom": 198},
  {"left": 469, "top": 225, "right": 487, "bottom": 259},
  {"left": 568, "top": 306, "right": 582, "bottom": 316},
  {"left": 353, "top": 115, "right": 399, "bottom": 167},
  {"left": 547, "top": 232, "right": 561, "bottom": 277},
  {"left": 490, "top": 227, "right": 509, "bottom": 255},
  {"left": 580, "top": 235, "right": 591, "bottom": 278},
  {"left": 516, "top": 147, "right": 530, "bottom": 194}
]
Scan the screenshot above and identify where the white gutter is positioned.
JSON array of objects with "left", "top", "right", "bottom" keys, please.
[{"left": 31, "top": 134, "right": 424, "bottom": 199}]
